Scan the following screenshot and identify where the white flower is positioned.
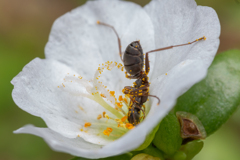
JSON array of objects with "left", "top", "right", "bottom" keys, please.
[{"left": 12, "top": 0, "right": 220, "bottom": 159}]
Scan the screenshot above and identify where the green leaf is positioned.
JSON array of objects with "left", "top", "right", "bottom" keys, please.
[
  {"left": 70, "top": 153, "right": 132, "bottom": 160},
  {"left": 152, "top": 113, "right": 182, "bottom": 155},
  {"left": 134, "top": 123, "right": 160, "bottom": 151},
  {"left": 174, "top": 50, "right": 240, "bottom": 135},
  {"left": 179, "top": 140, "right": 203, "bottom": 160},
  {"left": 131, "top": 153, "right": 161, "bottom": 160},
  {"left": 172, "top": 151, "right": 187, "bottom": 160},
  {"left": 142, "top": 144, "right": 165, "bottom": 159}
]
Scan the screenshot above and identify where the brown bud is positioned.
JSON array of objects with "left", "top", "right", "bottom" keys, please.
[{"left": 176, "top": 111, "right": 207, "bottom": 141}]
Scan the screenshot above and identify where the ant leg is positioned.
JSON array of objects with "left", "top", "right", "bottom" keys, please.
[
  {"left": 97, "top": 21, "right": 123, "bottom": 62},
  {"left": 145, "top": 36, "right": 206, "bottom": 74},
  {"left": 127, "top": 89, "right": 161, "bottom": 105},
  {"left": 148, "top": 95, "right": 161, "bottom": 105},
  {"left": 129, "top": 96, "right": 139, "bottom": 104},
  {"left": 135, "top": 105, "right": 146, "bottom": 119},
  {"left": 123, "top": 86, "right": 149, "bottom": 95}
]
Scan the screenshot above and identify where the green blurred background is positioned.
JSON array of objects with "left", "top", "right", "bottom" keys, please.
[{"left": 0, "top": 0, "right": 239, "bottom": 160}]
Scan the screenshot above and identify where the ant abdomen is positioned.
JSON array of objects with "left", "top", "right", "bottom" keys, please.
[{"left": 123, "top": 41, "right": 144, "bottom": 76}]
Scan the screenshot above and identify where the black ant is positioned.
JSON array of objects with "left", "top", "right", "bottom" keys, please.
[{"left": 97, "top": 21, "right": 206, "bottom": 126}]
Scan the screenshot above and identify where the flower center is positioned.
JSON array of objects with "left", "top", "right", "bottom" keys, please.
[{"left": 58, "top": 61, "right": 145, "bottom": 141}]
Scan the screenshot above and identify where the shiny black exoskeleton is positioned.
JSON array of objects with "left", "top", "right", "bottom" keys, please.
[{"left": 97, "top": 21, "right": 205, "bottom": 126}]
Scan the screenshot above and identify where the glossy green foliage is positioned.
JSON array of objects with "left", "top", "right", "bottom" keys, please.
[
  {"left": 174, "top": 50, "right": 240, "bottom": 135},
  {"left": 153, "top": 113, "right": 182, "bottom": 155},
  {"left": 142, "top": 144, "right": 164, "bottom": 159},
  {"left": 70, "top": 153, "right": 132, "bottom": 160},
  {"left": 134, "top": 123, "right": 160, "bottom": 151},
  {"left": 180, "top": 140, "right": 204, "bottom": 160}
]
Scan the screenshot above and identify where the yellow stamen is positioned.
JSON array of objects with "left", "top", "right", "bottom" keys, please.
[
  {"left": 121, "top": 116, "right": 127, "bottom": 122},
  {"left": 84, "top": 122, "right": 91, "bottom": 128},
  {"left": 120, "top": 123, "right": 126, "bottom": 129},
  {"left": 110, "top": 91, "right": 115, "bottom": 97},
  {"left": 105, "top": 114, "right": 110, "bottom": 119},
  {"left": 126, "top": 123, "right": 134, "bottom": 129},
  {"left": 97, "top": 114, "right": 102, "bottom": 120},
  {"left": 100, "top": 93, "right": 106, "bottom": 98},
  {"left": 123, "top": 98, "right": 128, "bottom": 104},
  {"left": 118, "top": 95, "right": 123, "bottom": 101},
  {"left": 116, "top": 102, "right": 123, "bottom": 108},
  {"left": 103, "top": 111, "right": 106, "bottom": 118},
  {"left": 103, "top": 130, "right": 110, "bottom": 136},
  {"left": 107, "top": 127, "right": 113, "bottom": 132}
]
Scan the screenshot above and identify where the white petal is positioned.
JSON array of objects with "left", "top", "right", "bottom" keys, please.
[
  {"left": 14, "top": 125, "right": 102, "bottom": 158},
  {"left": 14, "top": 125, "right": 145, "bottom": 158},
  {"left": 45, "top": 0, "right": 156, "bottom": 80},
  {"left": 11, "top": 58, "right": 124, "bottom": 145},
  {"left": 144, "top": 0, "right": 220, "bottom": 80}
]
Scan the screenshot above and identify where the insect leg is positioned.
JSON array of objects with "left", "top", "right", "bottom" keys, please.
[
  {"left": 147, "top": 95, "right": 161, "bottom": 105},
  {"left": 145, "top": 36, "right": 206, "bottom": 74},
  {"left": 123, "top": 86, "right": 148, "bottom": 95},
  {"left": 127, "top": 89, "right": 161, "bottom": 105},
  {"left": 97, "top": 21, "right": 123, "bottom": 62},
  {"left": 135, "top": 105, "right": 146, "bottom": 119}
]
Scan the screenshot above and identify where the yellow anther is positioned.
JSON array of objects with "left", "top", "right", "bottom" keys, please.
[
  {"left": 57, "top": 86, "right": 60, "bottom": 88},
  {"left": 100, "top": 93, "right": 106, "bottom": 98},
  {"left": 116, "top": 102, "right": 123, "bottom": 108},
  {"left": 135, "top": 46, "right": 137, "bottom": 48},
  {"left": 165, "top": 73, "right": 168, "bottom": 75},
  {"left": 77, "top": 135, "right": 80, "bottom": 137},
  {"left": 103, "top": 130, "right": 110, "bottom": 136},
  {"left": 123, "top": 98, "right": 128, "bottom": 104},
  {"left": 97, "top": 20, "right": 100, "bottom": 24},
  {"left": 138, "top": 93, "right": 143, "bottom": 96},
  {"left": 188, "top": 42, "right": 190, "bottom": 44},
  {"left": 105, "top": 114, "right": 109, "bottom": 119},
  {"left": 126, "top": 123, "right": 134, "bottom": 129},
  {"left": 196, "top": 39, "right": 198, "bottom": 41},
  {"left": 110, "top": 91, "right": 115, "bottom": 97},
  {"left": 97, "top": 114, "right": 102, "bottom": 120},
  {"left": 121, "top": 116, "right": 127, "bottom": 122},
  {"left": 107, "top": 127, "right": 113, "bottom": 132},
  {"left": 130, "top": 70, "right": 132, "bottom": 72},
  {"left": 118, "top": 95, "right": 123, "bottom": 101},
  {"left": 115, "top": 119, "right": 121, "bottom": 123},
  {"left": 84, "top": 122, "right": 91, "bottom": 128},
  {"left": 203, "top": 36, "right": 207, "bottom": 40},
  {"left": 103, "top": 111, "right": 106, "bottom": 118},
  {"left": 120, "top": 123, "right": 126, "bottom": 129},
  {"left": 62, "top": 83, "right": 65, "bottom": 87}
]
